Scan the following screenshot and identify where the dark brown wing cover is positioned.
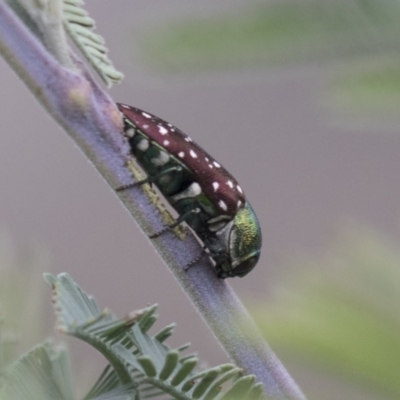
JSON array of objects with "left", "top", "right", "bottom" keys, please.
[{"left": 118, "top": 103, "right": 245, "bottom": 217}]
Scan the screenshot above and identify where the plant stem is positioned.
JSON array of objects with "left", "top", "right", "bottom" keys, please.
[{"left": 0, "top": 3, "right": 306, "bottom": 399}]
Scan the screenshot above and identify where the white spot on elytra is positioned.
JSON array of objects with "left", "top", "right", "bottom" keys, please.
[
  {"left": 208, "top": 164, "right": 213, "bottom": 169},
  {"left": 237, "top": 200, "right": 242, "bottom": 208},
  {"left": 121, "top": 104, "right": 130, "bottom": 109},
  {"left": 205, "top": 157, "right": 209, "bottom": 162},
  {"left": 213, "top": 161, "right": 221, "bottom": 168},
  {"left": 219, "top": 200, "right": 228, "bottom": 211},
  {"left": 190, "top": 150, "right": 198, "bottom": 158},
  {"left": 237, "top": 185, "right": 243, "bottom": 194},
  {"left": 163, "top": 140, "right": 170, "bottom": 146},
  {"left": 184, "top": 137, "right": 193, "bottom": 142},
  {"left": 143, "top": 124, "right": 149, "bottom": 129},
  {"left": 167, "top": 123, "right": 173, "bottom": 127},
  {"left": 227, "top": 180, "right": 234, "bottom": 188},
  {"left": 178, "top": 151, "right": 185, "bottom": 158},
  {"left": 142, "top": 112, "right": 152, "bottom": 118},
  {"left": 159, "top": 126, "right": 168, "bottom": 135},
  {"left": 212, "top": 182, "right": 219, "bottom": 192},
  {"left": 137, "top": 139, "right": 149, "bottom": 151}
]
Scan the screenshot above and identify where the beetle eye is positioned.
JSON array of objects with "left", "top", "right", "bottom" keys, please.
[{"left": 232, "top": 254, "right": 260, "bottom": 277}]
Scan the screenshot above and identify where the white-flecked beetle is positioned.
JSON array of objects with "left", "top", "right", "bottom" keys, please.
[{"left": 117, "top": 103, "right": 262, "bottom": 278}]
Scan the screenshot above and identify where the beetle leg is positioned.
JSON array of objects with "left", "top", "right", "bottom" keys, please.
[
  {"left": 116, "top": 166, "right": 182, "bottom": 191},
  {"left": 149, "top": 207, "right": 201, "bottom": 238}
]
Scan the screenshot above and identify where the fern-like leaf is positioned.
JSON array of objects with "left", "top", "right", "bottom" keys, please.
[
  {"left": 45, "top": 273, "right": 264, "bottom": 400},
  {"left": 0, "top": 342, "right": 74, "bottom": 400},
  {"left": 62, "top": 0, "right": 123, "bottom": 86}
]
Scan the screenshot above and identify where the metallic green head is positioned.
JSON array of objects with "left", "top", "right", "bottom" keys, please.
[{"left": 215, "top": 201, "right": 262, "bottom": 278}]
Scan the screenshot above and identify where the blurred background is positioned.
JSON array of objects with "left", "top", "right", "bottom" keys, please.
[{"left": 1, "top": 0, "right": 400, "bottom": 398}]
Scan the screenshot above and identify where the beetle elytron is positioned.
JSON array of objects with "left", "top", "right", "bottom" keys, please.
[{"left": 117, "top": 103, "right": 262, "bottom": 278}]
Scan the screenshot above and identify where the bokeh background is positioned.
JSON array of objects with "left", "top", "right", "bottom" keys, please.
[{"left": 1, "top": 1, "right": 400, "bottom": 399}]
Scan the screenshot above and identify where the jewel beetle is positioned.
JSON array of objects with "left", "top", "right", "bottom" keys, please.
[{"left": 117, "top": 103, "right": 262, "bottom": 278}]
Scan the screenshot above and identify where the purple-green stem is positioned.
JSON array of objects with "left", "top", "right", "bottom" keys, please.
[{"left": 0, "top": 3, "right": 306, "bottom": 399}]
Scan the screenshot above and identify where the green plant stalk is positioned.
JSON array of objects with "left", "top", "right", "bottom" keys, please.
[{"left": 0, "top": 3, "right": 305, "bottom": 399}]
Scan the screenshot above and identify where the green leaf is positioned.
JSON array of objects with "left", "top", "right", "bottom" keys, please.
[
  {"left": 219, "top": 375, "right": 256, "bottom": 400},
  {"left": 246, "top": 383, "right": 264, "bottom": 400},
  {"left": 137, "top": 305, "right": 158, "bottom": 334},
  {"left": 88, "top": 385, "right": 135, "bottom": 400},
  {"left": 191, "top": 368, "right": 220, "bottom": 398},
  {"left": 158, "top": 351, "right": 179, "bottom": 380},
  {"left": 46, "top": 273, "right": 263, "bottom": 400},
  {"left": 83, "top": 365, "right": 135, "bottom": 400},
  {"left": 137, "top": 356, "right": 157, "bottom": 378},
  {"left": 62, "top": 0, "right": 123, "bottom": 86},
  {"left": 154, "top": 323, "right": 175, "bottom": 343},
  {"left": 0, "top": 342, "right": 74, "bottom": 400},
  {"left": 44, "top": 273, "right": 102, "bottom": 327},
  {"left": 170, "top": 357, "right": 197, "bottom": 386},
  {"left": 46, "top": 273, "right": 140, "bottom": 389}
]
